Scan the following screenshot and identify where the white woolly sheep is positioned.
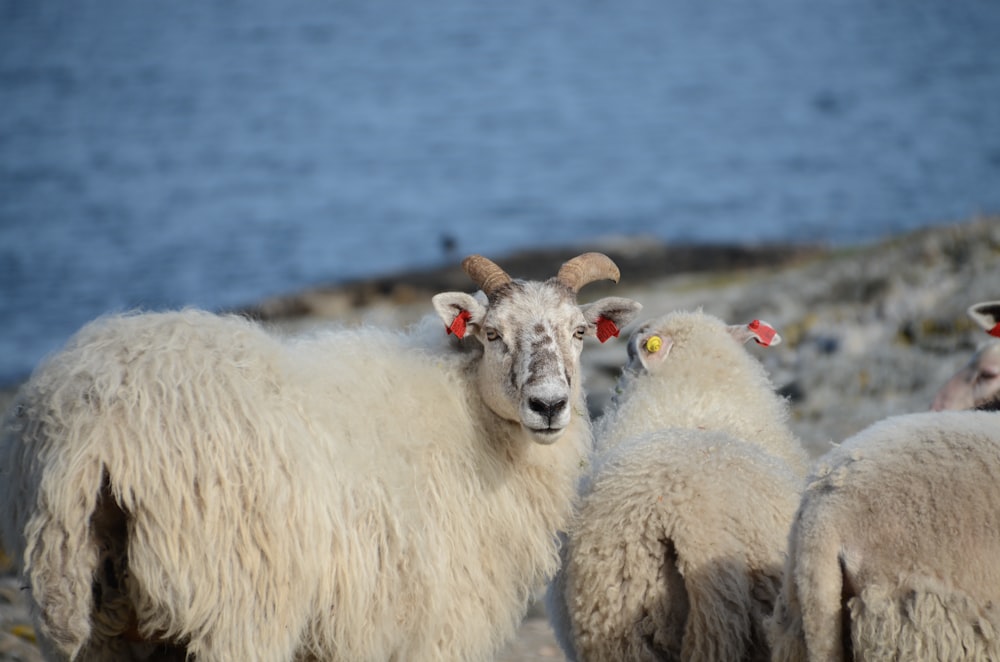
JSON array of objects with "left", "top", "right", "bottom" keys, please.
[
  {"left": 0, "top": 253, "right": 641, "bottom": 662},
  {"left": 766, "top": 410, "right": 1000, "bottom": 661},
  {"left": 932, "top": 300, "right": 1000, "bottom": 411},
  {"left": 547, "top": 310, "right": 809, "bottom": 662}
]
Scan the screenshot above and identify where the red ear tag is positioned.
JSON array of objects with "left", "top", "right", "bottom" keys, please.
[
  {"left": 749, "top": 319, "right": 777, "bottom": 346},
  {"left": 990, "top": 323, "right": 1000, "bottom": 338},
  {"left": 596, "top": 316, "right": 620, "bottom": 343},
  {"left": 447, "top": 310, "right": 472, "bottom": 338}
]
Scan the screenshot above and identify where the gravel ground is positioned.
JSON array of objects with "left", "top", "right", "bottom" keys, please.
[{"left": 2, "top": 216, "right": 997, "bottom": 661}]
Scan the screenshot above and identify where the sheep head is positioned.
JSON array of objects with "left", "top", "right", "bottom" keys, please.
[
  {"left": 433, "top": 253, "right": 641, "bottom": 444},
  {"left": 598, "top": 310, "right": 793, "bottom": 456},
  {"left": 930, "top": 301, "right": 1000, "bottom": 411},
  {"left": 626, "top": 311, "right": 781, "bottom": 374},
  {"left": 932, "top": 341, "right": 1000, "bottom": 411}
]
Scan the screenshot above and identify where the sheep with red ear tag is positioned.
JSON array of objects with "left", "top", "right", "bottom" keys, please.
[
  {"left": 547, "top": 309, "right": 808, "bottom": 662},
  {"left": 0, "top": 253, "right": 641, "bottom": 662}
]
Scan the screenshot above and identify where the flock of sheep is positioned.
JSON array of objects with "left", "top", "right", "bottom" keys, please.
[{"left": 0, "top": 252, "right": 997, "bottom": 661}]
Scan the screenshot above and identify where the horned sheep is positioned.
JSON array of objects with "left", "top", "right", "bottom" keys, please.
[
  {"left": 766, "top": 299, "right": 1000, "bottom": 660},
  {"left": 547, "top": 309, "right": 809, "bottom": 662},
  {"left": 0, "top": 253, "right": 641, "bottom": 662}
]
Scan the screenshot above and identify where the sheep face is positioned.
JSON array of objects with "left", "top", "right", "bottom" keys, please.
[
  {"left": 932, "top": 341, "right": 1000, "bottom": 411},
  {"left": 434, "top": 277, "right": 640, "bottom": 445}
]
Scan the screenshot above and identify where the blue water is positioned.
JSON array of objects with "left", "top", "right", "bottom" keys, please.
[{"left": 2, "top": 1, "right": 1000, "bottom": 385}]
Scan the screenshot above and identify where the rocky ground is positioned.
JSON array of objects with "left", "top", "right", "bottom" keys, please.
[{"left": 1, "top": 215, "right": 997, "bottom": 660}]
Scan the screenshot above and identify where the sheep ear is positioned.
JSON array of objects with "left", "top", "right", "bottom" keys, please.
[
  {"left": 969, "top": 301, "right": 1000, "bottom": 337},
  {"left": 728, "top": 319, "right": 782, "bottom": 347},
  {"left": 581, "top": 297, "right": 642, "bottom": 343},
  {"left": 627, "top": 328, "right": 673, "bottom": 371},
  {"left": 432, "top": 292, "right": 487, "bottom": 339}
]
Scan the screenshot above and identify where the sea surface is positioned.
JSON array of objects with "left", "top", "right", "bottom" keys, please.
[{"left": 2, "top": 0, "right": 1000, "bottom": 385}]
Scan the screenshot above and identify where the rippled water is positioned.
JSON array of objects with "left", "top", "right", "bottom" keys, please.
[{"left": 1, "top": 0, "right": 999, "bottom": 384}]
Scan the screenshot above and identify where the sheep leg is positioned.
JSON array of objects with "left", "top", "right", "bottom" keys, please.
[
  {"left": 764, "top": 553, "right": 810, "bottom": 662},
  {"left": 795, "top": 529, "right": 850, "bottom": 661},
  {"left": 22, "top": 457, "right": 107, "bottom": 659},
  {"left": 680, "top": 558, "right": 754, "bottom": 662}
]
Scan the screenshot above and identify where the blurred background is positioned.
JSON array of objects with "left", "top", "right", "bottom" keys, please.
[{"left": 1, "top": 0, "right": 999, "bottom": 386}]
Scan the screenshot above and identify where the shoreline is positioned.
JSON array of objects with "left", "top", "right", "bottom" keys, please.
[{"left": 233, "top": 238, "right": 827, "bottom": 323}]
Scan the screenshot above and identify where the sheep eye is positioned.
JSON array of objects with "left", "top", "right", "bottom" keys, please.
[
  {"left": 573, "top": 326, "right": 586, "bottom": 340},
  {"left": 485, "top": 328, "right": 501, "bottom": 342}
]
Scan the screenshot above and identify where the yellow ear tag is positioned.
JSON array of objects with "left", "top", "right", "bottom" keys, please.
[{"left": 645, "top": 335, "right": 663, "bottom": 353}]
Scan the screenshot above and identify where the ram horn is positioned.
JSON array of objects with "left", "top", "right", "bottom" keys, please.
[
  {"left": 462, "top": 255, "right": 512, "bottom": 296},
  {"left": 556, "top": 252, "right": 621, "bottom": 293}
]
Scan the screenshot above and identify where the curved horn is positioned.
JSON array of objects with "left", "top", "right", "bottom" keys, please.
[
  {"left": 556, "top": 252, "right": 621, "bottom": 293},
  {"left": 462, "top": 255, "right": 512, "bottom": 295}
]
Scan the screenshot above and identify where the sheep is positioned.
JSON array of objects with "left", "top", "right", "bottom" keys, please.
[
  {"left": 0, "top": 253, "right": 642, "bottom": 662},
  {"left": 932, "top": 300, "right": 1000, "bottom": 411},
  {"left": 766, "top": 410, "right": 1000, "bottom": 661},
  {"left": 765, "top": 298, "right": 1000, "bottom": 660},
  {"left": 547, "top": 309, "right": 810, "bottom": 662}
]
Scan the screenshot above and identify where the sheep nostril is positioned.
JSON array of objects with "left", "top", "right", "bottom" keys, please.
[{"left": 529, "top": 397, "right": 568, "bottom": 421}]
